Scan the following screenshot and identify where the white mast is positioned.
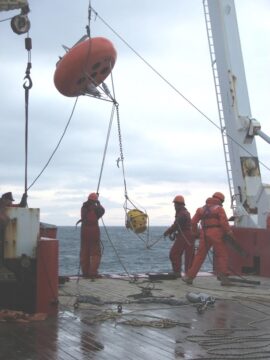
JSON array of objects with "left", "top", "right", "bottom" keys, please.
[{"left": 204, "top": 0, "right": 270, "bottom": 228}]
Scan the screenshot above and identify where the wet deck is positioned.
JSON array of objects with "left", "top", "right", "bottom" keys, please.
[{"left": 1, "top": 274, "right": 270, "bottom": 359}]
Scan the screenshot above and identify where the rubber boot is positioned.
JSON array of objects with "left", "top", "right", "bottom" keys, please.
[
  {"left": 182, "top": 275, "right": 193, "bottom": 285},
  {"left": 219, "top": 274, "right": 231, "bottom": 286}
]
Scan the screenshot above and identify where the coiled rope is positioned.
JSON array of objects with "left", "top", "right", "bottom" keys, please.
[{"left": 186, "top": 327, "right": 270, "bottom": 359}]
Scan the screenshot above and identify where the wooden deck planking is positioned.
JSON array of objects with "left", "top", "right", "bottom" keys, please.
[
  {"left": 77, "top": 315, "right": 175, "bottom": 360},
  {"left": 98, "top": 322, "right": 175, "bottom": 360},
  {"left": 1, "top": 275, "right": 270, "bottom": 359}
]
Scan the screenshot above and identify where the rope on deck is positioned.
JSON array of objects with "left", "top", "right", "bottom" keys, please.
[
  {"left": 186, "top": 327, "right": 270, "bottom": 359},
  {"left": 81, "top": 309, "right": 190, "bottom": 328},
  {"left": 118, "top": 318, "right": 187, "bottom": 328}
]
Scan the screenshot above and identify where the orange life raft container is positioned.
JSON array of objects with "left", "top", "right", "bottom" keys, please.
[{"left": 54, "top": 37, "right": 117, "bottom": 97}]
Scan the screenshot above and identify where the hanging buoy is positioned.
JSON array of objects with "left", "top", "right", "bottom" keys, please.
[
  {"left": 54, "top": 37, "right": 117, "bottom": 97},
  {"left": 126, "top": 209, "right": 148, "bottom": 234}
]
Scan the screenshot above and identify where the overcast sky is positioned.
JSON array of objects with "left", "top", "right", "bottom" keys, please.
[{"left": 0, "top": 0, "right": 269, "bottom": 227}]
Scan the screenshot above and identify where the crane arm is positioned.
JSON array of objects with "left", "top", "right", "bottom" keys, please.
[{"left": 0, "top": 0, "right": 28, "bottom": 11}]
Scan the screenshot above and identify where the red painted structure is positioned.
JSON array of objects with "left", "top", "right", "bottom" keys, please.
[
  {"left": 217, "top": 227, "right": 270, "bottom": 277},
  {"left": 36, "top": 237, "right": 59, "bottom": 315}
]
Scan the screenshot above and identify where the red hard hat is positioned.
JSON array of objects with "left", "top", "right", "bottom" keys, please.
[
  {"left": 213, "top": 192, "right": 225, "bottom": 202},
  {"left": 173, "top": 195, "right": 185, "bottom": 204},
  {"left": 88, "top": 193, "right": 98, "bottom": 201}
]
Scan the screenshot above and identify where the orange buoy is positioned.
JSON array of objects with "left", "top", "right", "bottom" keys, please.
[{"left": 54, "top": 37, "right": 117, "bottom": 97}]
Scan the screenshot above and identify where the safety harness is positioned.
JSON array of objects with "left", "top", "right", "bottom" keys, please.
[{"left": 201, "top": 205, "right": 221, "bottom": 229}]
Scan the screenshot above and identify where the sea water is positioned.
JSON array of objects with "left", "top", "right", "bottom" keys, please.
[{"left": 58, "top": 226, "right": 213, "bottom": 276}]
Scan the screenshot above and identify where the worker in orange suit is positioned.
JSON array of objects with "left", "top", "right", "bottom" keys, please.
[
  {"left": 182, "top": 192, "right": 233, "bottom": 286},
  {"left": 79, "top": 193, "right": 105, "bottom": 279},
  {"left": 163, "top": 195, "right": 194, "bottom": 278}
]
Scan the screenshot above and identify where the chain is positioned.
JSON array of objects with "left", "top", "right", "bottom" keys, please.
[{"left": 116, "top": 103, "right": 128, "bottom": 198}]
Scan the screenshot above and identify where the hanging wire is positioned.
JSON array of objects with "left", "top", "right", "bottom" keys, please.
[
  {"left": 88, "top": 5, "right": 270, "bottom": 173},
  {"left": 0, "top": 15, "right": 13, "bottom": 22},
  {"left": 101, "top": 218, "right": 132, "bottom": 279},
  {"left": 96, "top": 103, "right": 116, "bottom": 194},
  {"left": 23, "top": 32, "right": 32, "bottom": 200},
  {"left": 146, "top": 234, "right": 165, "bottom": 249},
  {"left": 28, "top": 97, "right": 79, "bottom": 190}
]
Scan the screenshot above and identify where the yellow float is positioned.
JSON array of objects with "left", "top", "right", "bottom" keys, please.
[{"left": 126, "top": 209, "right": 148, "bottom": 234}]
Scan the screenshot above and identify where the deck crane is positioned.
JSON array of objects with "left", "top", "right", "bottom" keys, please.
[{"left": 204, "top": 0, "right": 270, "bottom": 276}]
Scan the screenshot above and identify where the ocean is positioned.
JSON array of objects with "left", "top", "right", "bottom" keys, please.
[{"left": 58, "top": 226, "right": 213, "bottom": 276}]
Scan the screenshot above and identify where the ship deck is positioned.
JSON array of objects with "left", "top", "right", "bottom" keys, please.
[{"left": 1, "top": 273, "right": 270, "bottom": 360}]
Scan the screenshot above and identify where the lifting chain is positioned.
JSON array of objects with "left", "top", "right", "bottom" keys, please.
[{"left": 115, "top": 102, "right": 128, "bottom": 199}]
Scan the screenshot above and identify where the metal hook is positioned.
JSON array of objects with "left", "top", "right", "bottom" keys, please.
[{"left": 23, "top": 73, "right": 32, "bottom": 90}]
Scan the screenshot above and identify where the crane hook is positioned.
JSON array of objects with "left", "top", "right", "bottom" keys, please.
[{"left": 23, "top": 62, "right": 32, "bottom": 90}]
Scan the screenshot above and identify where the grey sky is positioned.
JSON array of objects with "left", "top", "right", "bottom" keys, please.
[{"left": 0, "top": 0, "right": 269, "bottom": 226}]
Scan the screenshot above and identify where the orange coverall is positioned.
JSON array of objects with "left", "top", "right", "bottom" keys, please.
[
  {"left": 186, "top": 197, "right": 231, "bottom": 279},
  {"left": 80, "top": 200, "right": 105, "bottom": 278},
  {"left": 164, "top": 205, "right": 194, "bottom": 274}
]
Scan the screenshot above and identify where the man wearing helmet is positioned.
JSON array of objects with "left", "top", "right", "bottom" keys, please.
[
  {"left": 163, "top": 195, "right": 194, "bottom": 278},
  {"left": 182, "top": 192, "right": 233, "bottom": 286},
  {"left": 79, "top": 193, "right": 105, "bottom": 279}
]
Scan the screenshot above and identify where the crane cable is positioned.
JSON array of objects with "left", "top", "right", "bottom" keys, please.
[
  {"left": 96, "top": 103, "right": 116, "bottom": 195},
  {"left": 22, "top": 31, "right": 32, "bottom": 205},
  {"left": 89, "top": 5, "right": 270, "bottom": 174},
  {"left": 28, "top": 1, "right": 92, "bottom": 191},
  {"left": 27, "top": 97, "right": 79, "bottom": 190}
]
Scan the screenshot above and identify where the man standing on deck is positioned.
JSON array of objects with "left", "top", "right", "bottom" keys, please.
[
  {"left": 182, "top": 192, "right": 233, "bottom": 286},
  {"left": 0, "top": 192, "right": 27, "bottom": 208},
  {"left": 163, "top": 195, "right": 194, "bottom": 278},
  {"left": 0, "top": 192, "right": 27, "bottom": 269},
  {"left": 79, "top": 193, "right": 105, "bottom": 279}
]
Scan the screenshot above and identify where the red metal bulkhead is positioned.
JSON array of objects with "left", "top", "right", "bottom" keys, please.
[
  {"left": 40, "top": 222, "right": 57, "bottom": 239},
  {"left": 36, "top": 238, "right": 59, "bottom": 315},
  {"left": 225, "top": 227, "right": 270, "bottom": 277}
]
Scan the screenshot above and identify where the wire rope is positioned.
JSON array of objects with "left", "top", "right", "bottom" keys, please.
[
  {"left": 101, "top": 218, "right": 132, "bottom": 279},
  {"left": 96, "top": 103, "right": 115, "bottom": 194},
  {"left": 89, "top": 5, "right": 270, "bottom": 173},
  {"left": 27, "top": 97, "right": 79, "bottom": 190}
]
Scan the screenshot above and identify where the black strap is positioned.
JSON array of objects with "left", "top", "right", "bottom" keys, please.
[{"left": 202, "top": 225, "right": 221, "bottom": 228}]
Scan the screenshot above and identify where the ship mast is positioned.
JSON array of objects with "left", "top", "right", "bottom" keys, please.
[{"left": 203, "top": 0, "right": 270, "bottom": 229}]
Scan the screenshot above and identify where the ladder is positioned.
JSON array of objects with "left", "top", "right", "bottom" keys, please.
[{"left": 203, "top": 0, "right": 236, "bottom": 212}]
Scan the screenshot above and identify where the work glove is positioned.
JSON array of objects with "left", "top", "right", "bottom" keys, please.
[
  {"left": 169, "top": 234, "right": 175, "bottom": 241},
  {"left": 163, "top": 230, "right": 170, "bottom": 237},
  {"left": 19, "top": 192, "right": 27, "bottom": 207}
]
